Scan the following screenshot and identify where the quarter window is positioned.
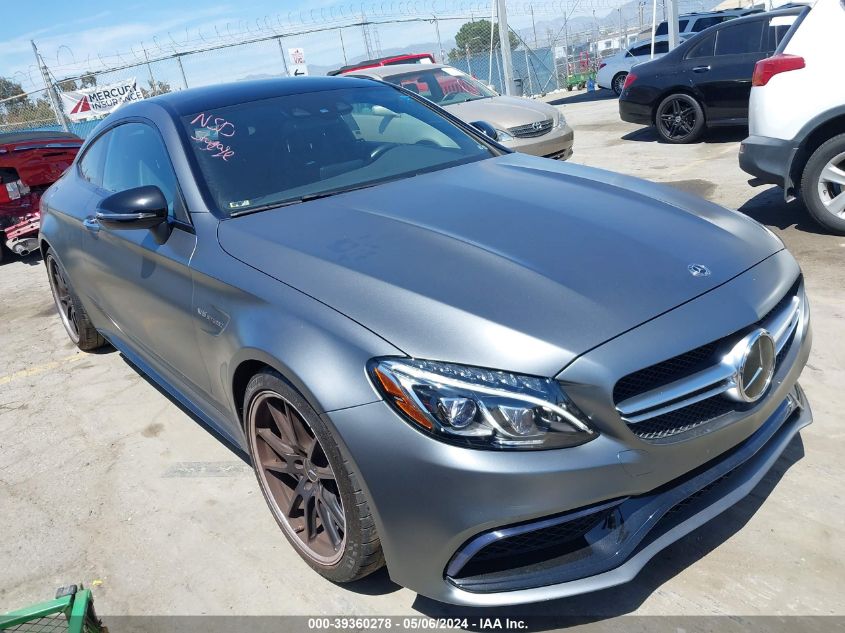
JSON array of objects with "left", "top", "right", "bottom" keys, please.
[{"left": 715, "top": 20, "right": 764, "bottom": 55}]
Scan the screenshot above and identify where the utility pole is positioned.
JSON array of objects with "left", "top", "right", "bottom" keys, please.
[
  {"left": 667, "top": 0, "right": 680, "bottom": 50},
  {"left": 176, "top": 54, "right": 189, "bottom": 89},
  {"left": 530, "top": 4, "right": 537, "bottom": 49},
  {"left": 496, "top": 0, "right": 515, "bottom": 95},
  {"left": 31, "top": 40, "right": 69, "bottom": 132}
]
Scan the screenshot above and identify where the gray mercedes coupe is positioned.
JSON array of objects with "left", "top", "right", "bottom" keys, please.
[{"left": 40, "top": 76, "right": 812, "bottom": 606}]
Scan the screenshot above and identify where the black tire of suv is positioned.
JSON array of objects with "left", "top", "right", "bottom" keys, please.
[
  {"left": 45, "top": 250, "right": 107, "bottom": 351},
  {"left": 654, "top": 93, "right": 706, "bottom": 144},
  {"left": 801, "top": 133, "right": 845, "bottom": 235},
  {"left": 244, "top": 369, "right": 385, "bottom": 583}
]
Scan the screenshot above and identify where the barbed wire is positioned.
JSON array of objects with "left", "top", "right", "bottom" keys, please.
[{"left": 11, "top": 0, "right": 706, "bottom": 90}]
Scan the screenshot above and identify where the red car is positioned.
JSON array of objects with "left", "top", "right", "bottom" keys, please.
[
  {"left": 327, "top": 53, "right": 436, "bottom": 76},
  {"left": 0, "top": 131, "right": 82, "bottom": 262}
]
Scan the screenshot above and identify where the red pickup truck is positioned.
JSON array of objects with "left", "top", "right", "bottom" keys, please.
[{"left": 0, "top": 131, "right": 82, "bottom": 262}]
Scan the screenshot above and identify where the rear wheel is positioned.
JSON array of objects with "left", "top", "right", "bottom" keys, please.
[
  {"left": 45, "top": 250, "right": 106, "bottom": 350},
  {"left": 612, "top": 72, "right": 628, "bottom": 96},
  {"left": 801, "top": 133, "right": 845, "bottom": 235},
  {"left": 245, "top": 369, "right": 384, "bottom": 582},
  {"left": 655, "top": 93, "right": 705, "bottom": 144}
]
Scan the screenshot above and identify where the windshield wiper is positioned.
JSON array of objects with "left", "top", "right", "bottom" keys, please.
[{"left": 230, "top": 182, "right": 381, "bottom": 218}]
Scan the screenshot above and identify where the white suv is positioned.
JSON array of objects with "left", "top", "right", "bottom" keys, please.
[{"left": 739, "top": 0, "right": 845, "bottom": 233}]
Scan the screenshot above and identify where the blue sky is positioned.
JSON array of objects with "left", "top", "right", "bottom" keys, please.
[{"left": 0, "top": 0, "right": 604, "bottom": 93}]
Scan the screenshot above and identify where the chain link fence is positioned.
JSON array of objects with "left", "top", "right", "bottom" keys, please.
[{"left": 3, "top": 10, "right": 653, "bottom": 138}]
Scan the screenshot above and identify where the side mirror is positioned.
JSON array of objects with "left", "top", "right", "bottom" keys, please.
[
  {"left": 470, "top": 120, "right": 499, "bottom": 141},
  {"left": 96, "top": 185, "right": 168, "bottom": 231}
]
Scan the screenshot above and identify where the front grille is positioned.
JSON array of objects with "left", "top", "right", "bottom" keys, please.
[
  {"left": 508, "top": 118, "right": 553, "bottom": 138},
  {"left": 614, "top": 277, "right": 802, "bottom": 442}
]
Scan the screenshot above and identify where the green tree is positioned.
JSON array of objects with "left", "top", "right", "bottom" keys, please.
[
  {"left": 0, "top": 77, "right": 28, "bottom": 118},
  {"left": 141, "top": 78, "right": 172, "bottom": 98},
  {"left": 448, "top": 19, "right": 519, "bottom": 62}
]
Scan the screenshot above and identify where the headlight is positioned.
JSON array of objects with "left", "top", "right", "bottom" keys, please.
[
  {"left": 494, "top": 129, "right": 515, "bottom": 142},
  {"left": 554, "top": 109, "right": 567, "bottom": 128},
  {"left": 369, "top": 358, "right": 597, "bottom": 450}
]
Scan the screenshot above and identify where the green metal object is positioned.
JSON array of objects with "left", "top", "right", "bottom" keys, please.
[{"left": 0, "top": 585, "right": 104, "bottom": 633}]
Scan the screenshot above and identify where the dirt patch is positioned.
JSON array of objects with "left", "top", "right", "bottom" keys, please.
[
  {"left": 142, "top": 423, "right": 164, "bottom": 438},
  {"left": 662, "top": 179, "right": 717, "bottom": 198}
]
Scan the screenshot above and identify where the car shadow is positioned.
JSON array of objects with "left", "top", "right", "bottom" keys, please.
[
  {"left": 404, "top": 435, "right": 805, "bottom": 629},
  {"left": 737, "top": 185, "right": 829, "bottom": 235},
  {"left": 116, "top": 353, "right": 250, "bottom": 462},
  {"left": 1, "top": 250, "right": 43, "bottom": 267},
  {"left": 547, "top": 89, "right": 618, "bottom": 106},
  {"left": 621, "top": 125, "right": 748, "bottom": 145}
]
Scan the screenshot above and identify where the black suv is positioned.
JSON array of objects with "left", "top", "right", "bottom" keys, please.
[{"left": 619, "top": 7, "right": 802, "bottom": 143}]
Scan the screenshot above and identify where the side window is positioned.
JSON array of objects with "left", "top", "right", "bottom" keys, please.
[
  {"left": 654, "top": 21, "right": 668, "bottom": 36},
  {"left": 686, "top": 33, "right": 716, "bottom": 58},
  {"left": 101, "top": 123, "right": 185, "bottom": 221},
  {"left": 715, "top": 20, "right": 764, "bottom": 55},
  {"left": 653, "top": 41, "right": 670, "bottom": 54},
  {"left": 678, "top": 19, "right": 689, "bottom": 31},
  {"left": 629, "top": 44, "right": 650, "bottom": 57},
  {"left": 691, "top": 16, "right": 722, "bottom": 32},
  {"left": 78, "top": 133, "right": 110, "bottom": 187}
]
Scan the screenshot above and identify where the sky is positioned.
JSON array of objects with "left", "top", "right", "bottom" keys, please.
[{"left": 0, "top": 0, "right": 618, "bottom": 93}]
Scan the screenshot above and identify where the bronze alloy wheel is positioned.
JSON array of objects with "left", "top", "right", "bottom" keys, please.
[
  {"left": 47, "top": 253, "right": 80, "bottom": 344},
  {"left": 247, "top": 390, "right": 346, "bottom": 565}
]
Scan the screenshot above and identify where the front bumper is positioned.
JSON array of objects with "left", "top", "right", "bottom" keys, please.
[
  {"left": 505, "top": 124, "right": 574, "bottom": 160},
  {"left": 739, "top": 134, "right": 799, "bottom": 194},
  {"left": 326, "top": 252, "right": 811, "bottom": 606}
]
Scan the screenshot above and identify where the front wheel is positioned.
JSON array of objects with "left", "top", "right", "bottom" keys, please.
[
  {"left": 245, "top": 369, "right": 384, "bottom": 582},
  {"left": 801, "top": 133, "right": 845, "bottom": 235},
  {"left": 612, "top": 72, "right": 628, "bottom": 96},
  {"left": 655, "top": 93, "right": 705, "bottom": 144}
]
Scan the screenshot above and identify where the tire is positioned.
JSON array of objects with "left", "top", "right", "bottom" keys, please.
[
  {"left": 800, "top": 132, "right": 845, "bottom": 235},
  {"left": 45, "top": 250, "right": 106, "bottom": 351},
  {"left": 244, "top": 369, "right": 384, "bottom": 583},
  {"left": 612, "top": 72, "right": 628, "bottom": 96},
  {"left": 655, "top": 93, "right": 705, "bottom": 144}
]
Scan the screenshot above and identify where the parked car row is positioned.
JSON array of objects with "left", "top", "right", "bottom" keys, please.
[{"left": 618, "top": 0, "right": 843, "bottom": 234}]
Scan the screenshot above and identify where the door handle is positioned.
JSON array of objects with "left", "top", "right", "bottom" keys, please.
[
  {"left": 692, "top": 65, "right": 711, "bottom": 73},
  {"left": 83, "top": 217, "right": 100, "bottom": 233}
]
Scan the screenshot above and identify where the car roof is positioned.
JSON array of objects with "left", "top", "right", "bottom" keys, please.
[
  {"left": 671, "top": 5, "right": 803, "bottom": 50},
  {"left": 349, "top": 63, "right": 450, "bottom": 79},
  {"left": 136, "top": 76, "right": 380, "bottom": 116}
]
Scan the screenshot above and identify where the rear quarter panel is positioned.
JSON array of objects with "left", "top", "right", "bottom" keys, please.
[{"left": 749, "top": 0, "right": 845, "bottom": 139}]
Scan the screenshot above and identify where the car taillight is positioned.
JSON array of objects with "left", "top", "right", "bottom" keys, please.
[
  {"left": 752, "top": 54, "right": 805, "bottom": 87},
  {"left": 622, "top": 73, "right": 637, "bottom": 90},
  {"left": 599, "top": 62, "right": 607, "bottom": 70}
]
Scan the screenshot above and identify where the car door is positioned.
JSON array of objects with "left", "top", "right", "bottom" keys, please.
[
  {"left": 78, "top": 121, "right": 210, "bottom": 392},
  {"left": 684, "top": 18, "right": 766, "bottom": 123}
]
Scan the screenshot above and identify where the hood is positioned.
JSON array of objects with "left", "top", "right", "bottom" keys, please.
[
  {"left": 218, "top": 153, "right": 782, "bottom": 376},
  {"left": 442, "top": 95, "right": 559, "bottom": 130}
]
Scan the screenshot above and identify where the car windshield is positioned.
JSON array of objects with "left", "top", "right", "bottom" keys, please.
[
  {"left": 182, "top": 85, "right": 494, "bottom": 216},
  {"left": 381, "top": 68, "right": 497, "bottom": 105}
]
